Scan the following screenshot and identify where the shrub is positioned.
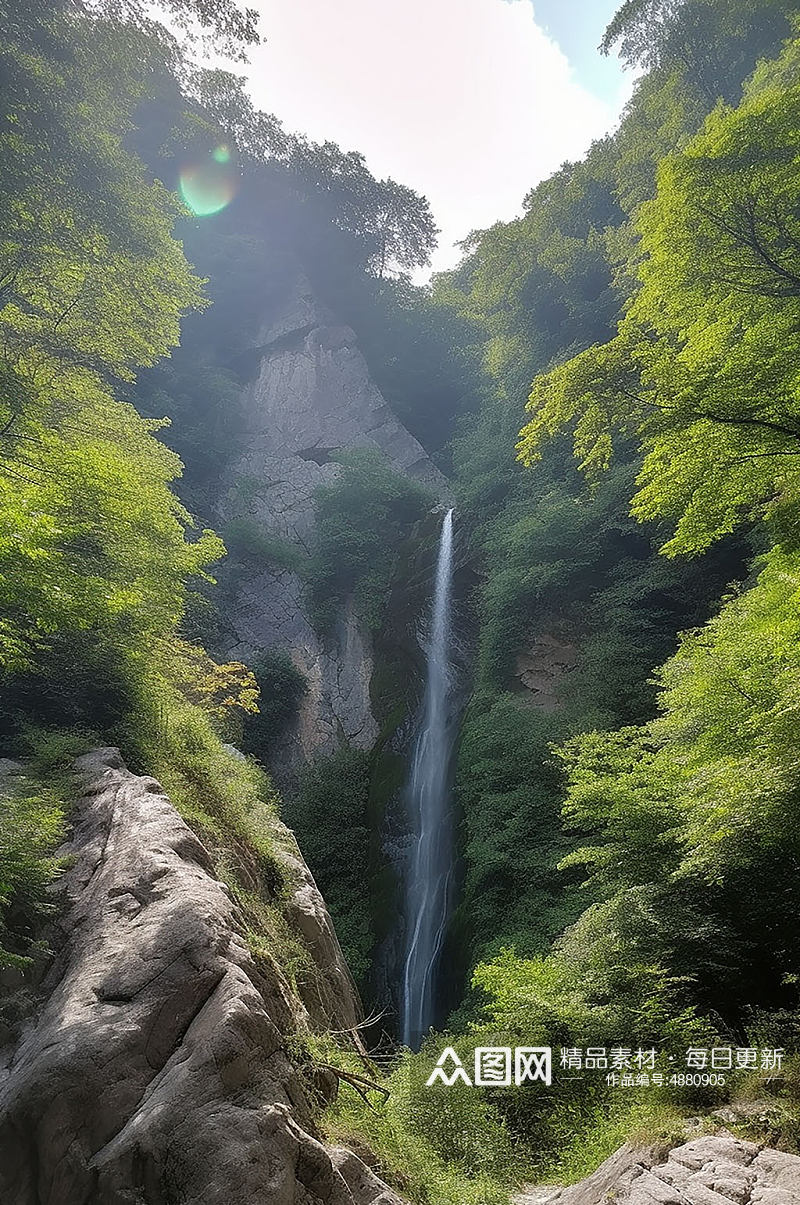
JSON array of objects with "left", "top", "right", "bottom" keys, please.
[
  {"left": 222, "top": 517, "right": 305, "bottom": 573},
  {"left": 311, "top": 1035, "right": 518, "bottom": 1205},
  {"left": 308, "top": 448, "right": 433, "bottom": 631},
  {"left": 286, "top": 749, "right": 376, "bottom": 983},
  {"left": 0, "top": 780, "right": 66, "bottom": 968},
  {"left": 242, "top": 650, "right": 308, "bottom": 763}
]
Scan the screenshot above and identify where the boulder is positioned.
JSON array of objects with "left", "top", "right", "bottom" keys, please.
[{"left": 514, "top": 1133, "right": 800, "bottom": 1205}]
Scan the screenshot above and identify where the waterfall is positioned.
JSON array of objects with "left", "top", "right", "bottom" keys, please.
[{"left": 401, "top": 507, "right": 456, "bottom": 1049}]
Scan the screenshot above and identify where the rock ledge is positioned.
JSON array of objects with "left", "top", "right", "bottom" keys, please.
[{"left": 0, "top": 748, "right": 405, "bottom": 1205}]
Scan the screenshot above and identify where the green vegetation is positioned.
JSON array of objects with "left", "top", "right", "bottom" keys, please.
[
  {"left": 410, "top": 0, "right": 800, "bottom": 1179},
  {"left": 308, "top": 449, "right": 433, "bottom": 631},
  {"left": 475, "top": 8, "right": 800, "bottom": 1056},
  {"left": 0, "top": 0, "right": 432, "bottom": 1045},
  {"left": 308, "top": 1036, "right": 519, "bottom": 1205},
  {"left": 286, "top": 749, "right": 377, "bottom": 984},
  {"left": 453, "top": 692, "right": 576, "bottom": 970},
  {"left": 474, "top": 542, "right": 800, "bottom": 1052},
  {"left": 426, "top": 6, "right": 797, "bottom": 1035},
  {"left": 0, "top": 0, "right": 228, "bottom": 969},
  {"left": 519, "top": 35, "right": 800, "bottom": 556},
  {"left": 242, "top": 650, "right": 308, "bottom": 764},
  {"left": 5, "top": 0, "right": 800, "bottom": 1196},
  {"left": 0, "top": 779, "right": 65, "bottom": 968}
]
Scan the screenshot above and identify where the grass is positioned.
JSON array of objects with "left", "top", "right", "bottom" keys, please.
[
  {"left": 138, "top": 692, "right": 321, "bottom": 997},
  {"left": 535, "top": 1095, "right": 689, "bottom": 1186},
  {"left": 143, "top": 697, "right": 283, "bottom": 881},
  {"left": 303, "top": 1035, "right": 520, "bottom": 1205}
]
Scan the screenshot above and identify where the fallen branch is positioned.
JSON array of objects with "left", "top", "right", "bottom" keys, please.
[
  {"left": 324, "top": 1010, "right": 388, "bottom": 1079},
  {"left": 317, "top": 1061, "right": 390, "bottom": 1112}
]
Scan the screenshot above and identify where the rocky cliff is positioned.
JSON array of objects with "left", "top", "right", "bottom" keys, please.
[
  {"left": 0, "top": 749, "right": 407, "bottom": 1205},
  {"left": 221, "top": 271, "right": 451, "bottom": 772}
]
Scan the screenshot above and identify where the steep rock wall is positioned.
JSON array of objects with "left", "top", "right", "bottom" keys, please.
[
  {"left": 0, "top": 749, "right": 406, "bottom": 1205},
  {"left": 222, "top": 272, "right": 451, "bottom": 772}
]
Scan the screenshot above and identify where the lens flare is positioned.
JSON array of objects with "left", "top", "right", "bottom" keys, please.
[{"left": 179, "top": 147, "right": 238, "bottom": 217}]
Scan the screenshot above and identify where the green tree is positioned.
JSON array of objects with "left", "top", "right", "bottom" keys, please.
[
  {"left": 0, "top": 11, "right": 223, "bottom": 733},
  {"left": 519, "top": 33, "right": 800, "bottom": 555},
  {"left": 287, "top": 749, "right": 376, "bottom": 983},
  {"left": 601, "top": 0, "right": 793, "bottom": 103}
]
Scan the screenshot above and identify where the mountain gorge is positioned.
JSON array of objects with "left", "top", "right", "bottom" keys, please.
[
  {"left": 218, "top": 265, "right": 450, "bottom": 769},
  {"left": 3, "top": 0, "right": 800, "bottom": 1202}
]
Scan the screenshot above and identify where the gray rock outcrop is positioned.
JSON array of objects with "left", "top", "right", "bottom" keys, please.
[
  {"left": 514, "top": 1133, "right": 800, "bottom": 1205},
  {"left": 243, "top": 274, "right": 449, "bottom": 529},
  {"left": 515, "top": 632, "right": 579, "bottom": 710},
  {"left": 0, "top": 748, "right": 407, "bottom": 1205},
  {"left": 222, "top": 270, "right": 451, "bottom": 772}
]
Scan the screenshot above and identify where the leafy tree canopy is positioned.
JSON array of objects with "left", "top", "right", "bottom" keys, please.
[
  {"left": 601, "top": 0, "right": 793, "bottom": 102},
  {"left": 518, "top": 34, "right": 800, "bottom": 554},
  {"left": 0, "top": 4, "right": 225, "bottom": 725}
]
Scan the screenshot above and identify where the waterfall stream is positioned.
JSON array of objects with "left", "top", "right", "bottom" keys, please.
[{"left": 400, "top": 507, "right": 456, "bottom": 1049}]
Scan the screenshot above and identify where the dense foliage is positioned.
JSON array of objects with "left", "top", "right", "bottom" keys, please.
[
  {"left": 430, "top": 0, "right": 796, "bottom": 1002},
  {"left": 6, "top": 0, "right": 800, "bottom": 1196},
  {"left": 519, "top": 38, "right": 800, "bottom": 556},
  {"left": 285, "top": 749, "right": 377, "bottom": 983},
  {"left": 0, "top": 780, "right": 64, "bottom": 968},
  {"left": 0, "top": 0, "right": 437, "bottom": 998},
  {"left": 376, "top": 0, "right": 800, "bottom": 1174},
  {"left": 308, "top": 449, "right": 433, "bottom": 631},
  {"left": 492, "top": 10, "right": 800, "bottom": 1039}
]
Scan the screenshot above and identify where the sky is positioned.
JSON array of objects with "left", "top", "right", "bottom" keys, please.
[{"left": 238, "top": 0, "right": 634, "bottom": 275}]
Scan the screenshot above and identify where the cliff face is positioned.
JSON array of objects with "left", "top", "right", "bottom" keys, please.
[
  {"left": 222, "top": 271, "right": 451, "bottom": 772},
  {"left": 0, "top": 749, "right": 406, "bottom": 1205}
]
